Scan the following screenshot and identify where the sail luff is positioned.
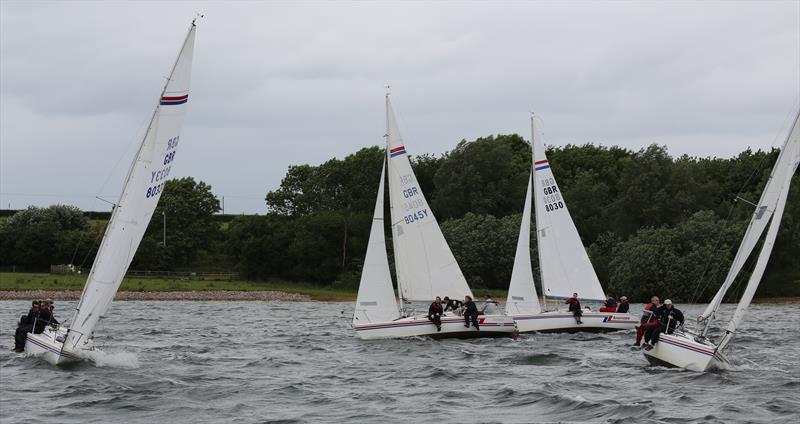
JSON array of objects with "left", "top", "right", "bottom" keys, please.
[
  {"left": 700, "top": 109, "right": 800, "bottom": 335},
  {"left": 65, "top": 23, "right": 197, "bottom": 349}
]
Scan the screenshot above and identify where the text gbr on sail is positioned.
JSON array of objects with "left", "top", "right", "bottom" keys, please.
[{"left": 145, "top": 136, "right": 180, "bottom": 199}]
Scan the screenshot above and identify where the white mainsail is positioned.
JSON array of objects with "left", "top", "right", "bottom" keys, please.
[
  {"left": 385, "top": 96, "right": 472, "bottom": 302},
  {"left": 353, "top": 160, "right": 400, "bottom": 324},
  {"left": 532, "top": 116, "right": 606, "bottom": 302},
  {"left": 65, "top": 23, "right": 197, "bottom": 350},
  {"left": 700, "top": 111, "right": 800, "bottom": 334},
  {"left": 505, "top": 168, "right": 541, "bottom": 315}
]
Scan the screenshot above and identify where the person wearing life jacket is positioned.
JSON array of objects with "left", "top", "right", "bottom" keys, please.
[
  {"left": 616, "top": 296, "right": 630, "bottom": 313},
  {"left": 599, "top": 293, "right": 618, "bottom": 312},
  {"left": 565, "top": 293, "right": 583, "bottom": 324},
  {"left": 428, "top": 296, "right": 444, "bottom": 332},
  {"left": 643, "top": 299, "right": 685, "bottom": 350},
  {"left": 463, "top": 296, "right": 480, "bottom": 330},
  {"left": 634, "top": 296, "right": 660, "bottom": 346}
]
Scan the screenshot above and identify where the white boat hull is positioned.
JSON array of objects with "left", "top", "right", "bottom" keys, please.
[
  {"left": 642, "top": 332, "right": 728, "bottom": 372},
  {"left": 353, "top": 313, "right": 517, "bottom": 340},
  {"left": 24, "top": 327, "right": 84, "bottom": 366},
  {"left": 513, "top": 310, "right": 637, "bottom": 333}
]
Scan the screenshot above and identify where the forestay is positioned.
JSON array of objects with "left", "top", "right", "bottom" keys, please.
[
  {"left": 385, "top": 96, "right": 472, "bottom": 302},
  {"left": 505, "top": 159, "right": 541, "bottom": 315},
  {"left": 353, "top": 160, "right": 400, "bottom": 324},
  {"left": 532, "top": 117, "right": 605, "bottom": 302},
  {"left": 700, "top": 111, "right": 800, "bottom": 335},
  {"left": 65, "top": 24, "right": 196, "bottom": 350}
]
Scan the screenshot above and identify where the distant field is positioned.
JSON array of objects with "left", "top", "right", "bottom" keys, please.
[{"left": 0, "top": 272, "right": 357, "bottom": 301}]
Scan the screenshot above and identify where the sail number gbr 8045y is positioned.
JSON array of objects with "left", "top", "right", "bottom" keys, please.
[
  {"left": 399, "top": 174, "right": 429, "bottom": 225},
  {"left": 145, "top": 136, "right": 180, "bottom": 199},
  {"left": 540, "top": 177, "right": 564, "bottom": 212}
]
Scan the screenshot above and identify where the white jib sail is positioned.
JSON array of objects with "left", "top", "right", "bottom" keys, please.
[
  {"left": 505, "top": 170, "right": 542, "bottom": 315},
  {"left": 700, "top": 110, "right": 800, "bottom": 331},
  {"left": 385, "top": 96, "right": 473, "bottom": 302},
  {"left": 66, "top": 23, "right": 196, "bottom": 350},
  {"left": 353, "top": 159, "right": 400, "bottom": 324},
  {"left": 532, "top": 116, "right": 605, "bottom": 302}
]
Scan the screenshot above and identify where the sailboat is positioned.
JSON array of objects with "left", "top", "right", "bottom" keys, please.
[
  {"left": 351, "top": 94, "right": 517, "bottom": 339},
  {"left": 505, "top": 115, "right": 636, "bottom": 333},
  {"left": 24, "top": 20, "right": 198, "bottom": 365},
  {"left": 643, "top": 110, "right": 799, "bottom": 371}
]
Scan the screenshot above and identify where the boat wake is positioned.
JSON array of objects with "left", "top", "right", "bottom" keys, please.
[{"left": 81, "top": 349, "right": 140, "bottom": 369}]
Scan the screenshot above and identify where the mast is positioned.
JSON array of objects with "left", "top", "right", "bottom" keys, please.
[
  {"left": 385, "top": 90, "right": 406, "bottom": 312},
  {"left": 532, "top": 115, "right": 548, "bottom": 312}
]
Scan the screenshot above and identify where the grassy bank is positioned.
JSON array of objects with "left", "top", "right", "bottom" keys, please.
[{"left": 0, "top": 272, "right": 357, "bottom": 301}]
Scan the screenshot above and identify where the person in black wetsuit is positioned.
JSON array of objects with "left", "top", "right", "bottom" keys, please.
[
  {"left": 616, "top": 296, "right": 630, "bottom": 314},
  {"left": 443, "top": 296, "right": 463, "bottom": 313},
  {"left": 428, "top": 296, "right": 444, "bottom": 332},
  {"left": 565, "top": 292, "right": 583, "bottom": 324},
  {"left": 644, "top": 299, "right": 685, "bottom": 350},
  {"left": 463, "top": 296, "right": 479, "bottom": 331}
]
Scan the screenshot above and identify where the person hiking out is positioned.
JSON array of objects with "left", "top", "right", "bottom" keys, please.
[
  {"left": 634, "top": 296, "right": 660, "bottom": 346},
  {"left": 644, "top": 299, "right": 685, "bottom": 350},
  {"left": 565, "top": 293, "right": 583, "bottom": 324},
  {"left": 428, "top": 296, "right": 444, "bottom": 332}
]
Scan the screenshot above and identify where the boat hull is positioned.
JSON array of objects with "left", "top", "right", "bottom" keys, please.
[
  {"left": 642, "top": 333, "right": 728, "bottom": 372},
  {"left": 24, "top": 327, "right": 83, "bottom": 366},
  {"left": 353, "top": 313, "right": 517, "bottom": 340},
  {"left": 512, "top": 311, "right": 637, "bottom": 333}
]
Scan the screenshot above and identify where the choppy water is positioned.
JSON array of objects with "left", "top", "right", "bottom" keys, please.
[{"left": 0, "top": 301, "right": 798, "bottom": 423}]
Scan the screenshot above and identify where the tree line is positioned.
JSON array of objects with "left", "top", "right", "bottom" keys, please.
[{"left": 2, "top": 135, "right": 797, "bottom": 302}]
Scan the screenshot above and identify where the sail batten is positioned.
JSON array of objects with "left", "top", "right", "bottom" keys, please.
[{"left": 65, "top": 23, "right": 197, "bottom": 349}]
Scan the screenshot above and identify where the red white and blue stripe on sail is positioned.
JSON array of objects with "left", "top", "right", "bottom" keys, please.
[
  {"left": 160, "top": 94, "right": 188, "bottom": 106},
  {"left": 390, "top": 146, "right": 407, "bottom": 158},
  {"left": 534, "top": 159, "right": 550, "bottom": 171}
]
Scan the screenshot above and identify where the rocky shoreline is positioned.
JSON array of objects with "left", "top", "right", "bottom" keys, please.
[{"left": 0, "top": 290, "right": 312, "bottom": 302}]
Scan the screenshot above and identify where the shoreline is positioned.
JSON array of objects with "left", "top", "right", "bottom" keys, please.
[{"left": 0, "top": 290, "right": 314, "bottom": 302}]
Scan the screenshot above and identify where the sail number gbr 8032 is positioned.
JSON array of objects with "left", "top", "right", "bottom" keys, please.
[
  {"left": 399, "top": 174, "right": 429, "bottom": 225},
  {"left": 540, "top": 177, "right": 564, "bottom": 212},
  {"left": 145, "top": 136, "right": 180, "bottom": 199}
]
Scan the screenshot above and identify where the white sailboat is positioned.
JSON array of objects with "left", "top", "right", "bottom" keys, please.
[
  {"left": 643, "top": 109, "right": 800, "bottom": 371},
  {"left": 505, "top": 115, "right": 636, "bottom": 333},
  {"left": 24, "top": 20, "right": 198, "bottom": 365},
  {"left": 352, "top": 94, "right": 517, "bottom": 339}
]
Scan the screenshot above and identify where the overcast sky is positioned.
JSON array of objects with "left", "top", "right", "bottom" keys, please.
[{"left": 1, "top": 1, "right": 798, "bottom": 213}]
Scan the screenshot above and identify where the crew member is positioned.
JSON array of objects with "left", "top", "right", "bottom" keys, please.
[
  {"left": 480, "top": 295, "right": 499, "bottom": 315},
  {"left": 599, "top": 293, "right": 618, "bottom": 312},
  {"left": 565, "top": 293, "right": 583, "bottom": 324},
  {"left": 443, "top": 296, "right": 463, "bottom": 313},
  {"left": 634, "top": 296, "right": 660, "bottom": 346},
  {"left": 644, "top": 299, "right": 685, "bottom": 350},
  {"left": 616, "top": 296, "right": 630, "bottom": 314},
  {"left": 428, "top": 296, "right": 444, "bottom": 332},
  {"left": 14, "top": 300, "right": 39, "bottom": 352},
  {"left": 463, "top": 296, "right": 479, "bottom": 330}
]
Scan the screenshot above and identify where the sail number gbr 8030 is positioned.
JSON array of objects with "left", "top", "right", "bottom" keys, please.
[
  {"left": 145, "top": 136, "right": 180, "bottom": 199},
  {"left": 540, "top": 177, "right": 564, "bottom": 212},
  {"left": 399, "top": 174, "right": 429, "bottom": 225}
]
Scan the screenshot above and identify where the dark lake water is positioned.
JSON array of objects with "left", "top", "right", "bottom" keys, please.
[{"left": 0, "top": 301, "right": 797, "bottom": 423}]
